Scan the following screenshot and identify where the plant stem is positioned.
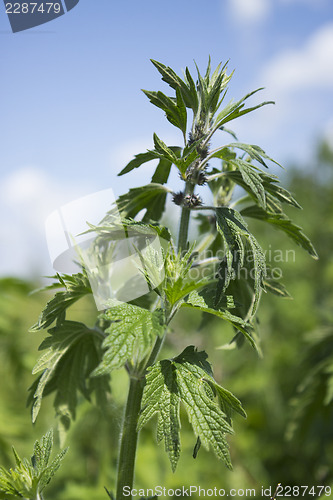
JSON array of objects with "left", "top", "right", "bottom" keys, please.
[
  {"left": 177, "top": 182, "right": 194, "bottom": 252},
  {"left": 115, "top": 376, "right": 145, "bottom": 500},
  {"left": 116, "top": 181, "right": 195, "bottom": 499}
]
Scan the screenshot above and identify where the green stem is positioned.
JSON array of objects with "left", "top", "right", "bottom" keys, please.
[
  {"left": 116, "top": 376, "right": 145, "bottom": 500},
  {"left": 116, "top": 180, "right": 195, "bottom": 500},
  {"left": 177, "top": 183, "right": 194, "bottom": 252}
]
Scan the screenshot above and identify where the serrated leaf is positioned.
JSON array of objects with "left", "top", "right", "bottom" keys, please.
[
  {"left": 182, "top": 288, "right": 257, "bottom": 350},
  {"left": 162, "top": 241, "right": 218, "bottom": 306},
  {"left": 263, "top": 178, "right": 301, "bottom": 209},
  {"left": 118, "top": 151, "right": 159, "bottom": 176},
  {"left": 93, "top": 304, "right": 165, "bottom": 375},
  {"left": 241, "top": 205, "right": 318, "bottom": 259},
  {"left": 226, "top": 142, "right": 282, "bottom": 168},
  {"left": 30, "top": 272, "right": 92, "bottom": 332},
  {"left": 164, "top": 278, "right": 217, "bottom": 307},
  {"left": 116, "top": 183, "right": 171, "bottom": 222},
  {"left": 150, "top": 59, "right": 198, "bottom": 111},
  {"left": 139, "top": 346, "right": 245, "bottom": 471},
  {"left": 173, "top": 346, "right": 238, "bottom": 469},
  {"left": 138, "top": 360, "right": 181, "bottom": 471},
  {"left": 29, "top": 321, "right": 109, "bottom": 425},
  {"left": 263, "top": 275, "right": 292, "bottom": 298},
  {"left": 231, "top": 159, "right": 266, "bottom": 208},
  {"left": 0, "top": 430, "right": 67, "bottom": 500},
  {"left": 213, "top": 88, "right": 274, "bottom": 131},
  {"left": 214, "top": 385, "right": 247, "bottom": 421},
  {"left": 224, "top": 170, "right": 301, "bottom": 210},
  {"left": 215, "top": 207, "right": 266, "bottom": 314},
  {"left": 142, "top": 89, "right": 187, "bottom": 135},
  {"left": 86, "top": 216, "right": 171, "bottom": 247},
  {"left": 153, "top": 133, "right": 179, "bottom": 163}
]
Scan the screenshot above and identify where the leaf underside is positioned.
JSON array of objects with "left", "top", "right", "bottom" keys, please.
[{"left": 138, "top": 346, "right": 245, "bottom": 471}]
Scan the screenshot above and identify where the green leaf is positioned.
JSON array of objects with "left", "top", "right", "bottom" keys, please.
[
  {"left": 173, "top": 346, "right": 237, "bottom": 469},
  {"left": 139, "top": 346, "right": 245, "bottom": 471},
  {"left": 215, "top": 207, "right": 266, "bottom": 314},
  {"left": 150, "top": 59, "right": 198, "bottom": 111},
  {"left": 86, "top": 216, "right": 172, "bottom": 246},
  {"left": 263, "top": 273, "right": 292, "bottom": 298},
  {"left": 151, "top": 157, "right": 173, "bottom": 184},
  {"left": 138, "top": 360, "right": 181, "bottom": 472},
  {"left": 213, "top": 88, "right": 274, "bottom": 131},
  {"left": 182, "top": 288, "right": 257, "bottom": 350},
  {"left": 194, "top": 60, "right": 232, "bottom": 118},
  {"left": 31, "top": 430, "right": 68, "bottom": 492},
  {"left": 30, "top": 272, "right": 92, "bottom": 332},
  {"left": 165, "top": 278, "right": 217, "bottom": 307},
  {"left": 231, "top": 159, "right": 266, "bottom": 209},
  {"left": 153, "top": 133, "right": 178, "bottom": 162},
  {"left": 0, "top": 430, "right": 67, "bottom": 500},
  {"left": 116, "top": 183, "right": 171, "bottom": 222},
  {"left": 162, "top": 243, "right": 217, "bottom": 307},
  {"left": 262, "top": 175, "right": 301, "bottom": 208},
  {"left": 226, "top": 142, "right": 282, "bottom": 169},
  {"left": 241, "top": 205, "right": 318, "bottom": 259},
  {"left": 118, "top": 151, "right": 159, "bottom": 176},
  {"left": 93, "top": 303, "right": 165, "bottom": 375},
  {"left": 29, "top": 321, "right": 110, "bottom": 426},
  {"left": 142, "top": 89, "right": 187, "bottom": 135},
  {"left": 214, "top": 385, "right": 247, "bottom": 421},
  {"left": 224, "top": 170, "right": 301, "bottom": 210}
]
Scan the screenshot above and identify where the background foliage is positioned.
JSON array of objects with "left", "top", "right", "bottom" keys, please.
[{"left": 0, "top": 140, "right": 332, "bottom": 499}]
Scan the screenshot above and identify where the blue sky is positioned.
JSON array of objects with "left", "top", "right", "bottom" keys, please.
[{"left": 0, "top": 0, "right": 333, "bottom": 277}]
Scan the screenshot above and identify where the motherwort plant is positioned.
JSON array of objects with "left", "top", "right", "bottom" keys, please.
[{"left": 25, "top": 59, "right": 317, "bottom": 500}]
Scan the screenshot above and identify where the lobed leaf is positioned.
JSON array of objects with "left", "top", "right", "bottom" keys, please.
[
  {"left": 241, "top": 205, "right": 318, "bottom": 259},
  {"left": 116, "top": 183, "right": 172, "bottom": 222},
  {"left": 150, "top": 59, "right": 198, "bottom": 111},
  {"left": 30, "top": 272, "right": 92, "bottom": 332},
  {"left": 29, "top": 321, "right": 110, "bottom": 427},
  {"left": 139, "top": 346, "right": 245, "bottom": 471},
  {"left": 213, "top": 88, "right": 274, "bottom": 132},
  {"left": 231, "top": 159, "right": 266, "bottom": 209},
  {"left": 0, "top": 430, "right": 67, "bottom": 500},
  {"left": 226, "top": 142, "right": 282, "bottom": 168},
  {"left": 182, "top": 288, "right": 257, "bottom": 350},
  {"left": 142, "top": 89, "right": 187, "bottom": 135},
  {"left": 93, "top": 303, "right": 165, "bottom": 375},
  {"left": 215, "top": 207, "right": 266, "bottom": 314},
  {"left": 118, "top": 151, "right": 159, "bottom": 176},
  {"left": 223, "top": 170, "right": 301, "bottom": 210},
  {"left": 138, "top": 360, "right": 181, "bottom": 472}
]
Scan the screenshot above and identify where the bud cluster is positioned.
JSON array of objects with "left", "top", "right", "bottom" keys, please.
[{"left": 172, "top": 191, "right": 203, "bottom": 208}]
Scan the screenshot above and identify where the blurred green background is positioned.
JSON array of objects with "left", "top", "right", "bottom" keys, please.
[{"left": 1, "top": 141, "right": 333, "bottom": 499}]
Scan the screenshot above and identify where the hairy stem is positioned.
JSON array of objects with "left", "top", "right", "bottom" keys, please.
[
  {"left": 116, "top": 376, "right": 145, "bottom": 500},
  {"left": 177, "top": 182, "right": 194, "bottom": 252},
  {"left": 116, "top": 169, "right": 195, "bottom": 500}
]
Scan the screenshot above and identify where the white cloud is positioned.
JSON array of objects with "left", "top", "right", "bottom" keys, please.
[
  {"left": 262, "top": 23, "right": 333, "bottom": 92},
  {"left": 227, "top": 0, "right": 270, "bottom": 24},
  {"left": 229, "top": 24, "right": 333, "bottom": 167},
  {"left": 0, "top": 167, "right": 95, "bottom": 278}
]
